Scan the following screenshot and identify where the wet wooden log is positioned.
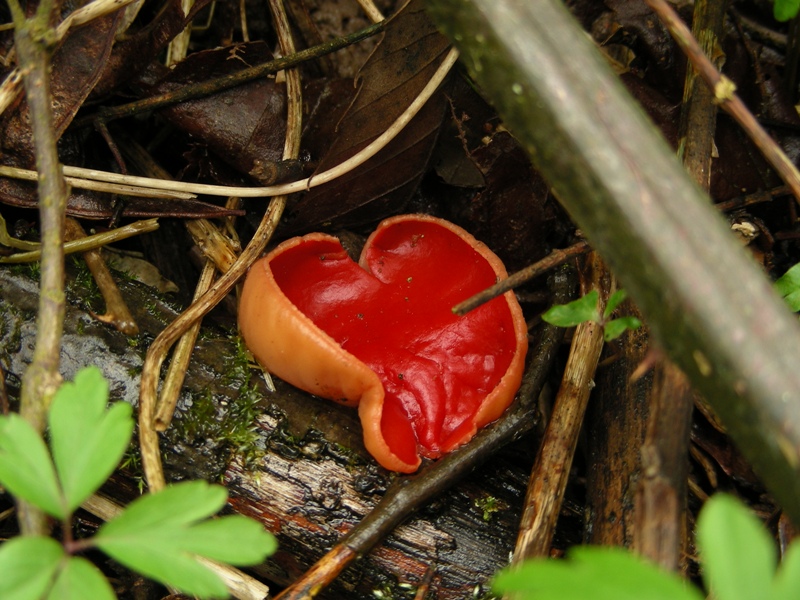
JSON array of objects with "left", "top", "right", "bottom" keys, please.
[{"left": 0, "top": 263, "right": 540, "bottom": 599}]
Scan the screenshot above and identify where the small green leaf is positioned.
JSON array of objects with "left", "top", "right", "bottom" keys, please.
[
  {"left": 172, "top": 515, "right": 277, "bottom": 564},
  {"left": 95, "top": 481, "right": 244, "bottom": 599},
  {"left": 0, "top": 536, "right": 65, "bottom": 600},
  {"left": 97, "top": 481, "right": 227, "bottom": 538},
  {"left": 493, "top": 546, "right": 703, "bottom": 600},
  {"left": 603, "top": 289, "right": 628, "bottom": 319},
  {"left": 98, "top": 542, "right": 228, "bottom": 599},
  {"left": 542, "top": 290, "right": 600, "bottom": 328},
  {"left": 775, "top": 0, "right": 800, "bottom": 21},
  {"left": 604, "top": 316, "right": 642, "bottom": 342},
  {"left": 775, "top": 263, "right": 800, "bottom": 298},
  {"left": 770, "top": 538, "right": 800, "bottom": 600},
  {"left": 49, "top": 366, "right": 134, "bottom": 513},
  {"left": 0, "top": 414, "right": 64, "bottom": 519},
  {"left": 697, "top": 494, "right": 776, "bottom": 600},
  {"left": 783, "top": 290, "right": 800, "bottom": 313},
  {"left": 46, "top": 556, "right": 115, "bottom": 600}
]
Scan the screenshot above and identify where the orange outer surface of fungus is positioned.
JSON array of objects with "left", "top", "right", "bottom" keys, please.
[{"left": 238, "top": 214, "right": 528, "bottom": 473}]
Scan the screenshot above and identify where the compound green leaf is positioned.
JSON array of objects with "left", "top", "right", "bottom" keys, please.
[
  {"left": 97, "top": 540, "right": 228, "bottom": 599},
  {"left": 775, "top": 263, "right": 800, "bottom": 299},
  {"left": 97, "top": 481, "right": 227, "bottom": 539},
  {"left": 0, "top": 414, "right": 64, "bottom": 519},
  {"left": 603, "top": 289, "right": 628, "bottom": 319},
  {"left": 494, "top": 546, "right": 702, "bottom": 600},
  {"left": 604, "top": 316, "right": 642, "bottom": 342},
  {"left": 783, "top": 290, "right": 800, "bottom": 313},
  {"left": 95, "top": 481, "right": 275, "bottom": 598},
  {"left": 46, "top": 556, "right": 115, "bottom": 600},
  {"left": 697, "top": 494, "right": 775, "bottom": 600},
  {"left": 494, "top": 546, "right": 701, "bottom": 600},
  {"left": 775, "top": 0, "right": 800, "bottom": 21},
  {"left": 542, "top": 290, "right": 599, "bottom": 328},
  {"left": 95, "top": 481, "right": 227, "bottom": 594},
  {"left": 171, "top": 515, "right": 277, "bottom": 564},
  {"left": 770, "top": 538, "right": 800, "bottom": 600},
  {"left": 49, "top": 367, "right": 134, "bottom": 513},
  {"left": 0, "top": 536, "right": 64, "bottom": 600}
]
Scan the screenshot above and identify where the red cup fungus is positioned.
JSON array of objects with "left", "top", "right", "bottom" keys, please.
[{"left": 238, "top": 214, "right": 528, "bottom": 472}]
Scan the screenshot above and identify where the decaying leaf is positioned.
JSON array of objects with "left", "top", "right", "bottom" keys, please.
[
  {"left": 141, "top": 42, "right": 288, "bottom": 180},
  {"left": 281, "top": 0, "right": 453, "bottom": 231}
]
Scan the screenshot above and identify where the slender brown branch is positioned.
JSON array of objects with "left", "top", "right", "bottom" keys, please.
[
  {"left": 73, "top": 21, "right": 384, "bottom": 129},
  {"left": 138, "top": 0, "right": 304, "bottom": 492},
  {"left": 64, "top": 218, "right": 138, "bottom": 336},
  {"left": 634, "top": 0, "right": 727, "bottom": 572},
  {"left": 644, "top": 0, "right": 800, "bottom": 206},
  {"left": 9, "top": 0, "right": 70, "bottom": 535},
  {"left": 512, "top": 253, "right": 608, "bottom": 561},
  {"left": 428, "top": 0, "right": 800, "bottom": 523},
  {"left": 452, "top": 240, "right": 590, "bottom": 315}
]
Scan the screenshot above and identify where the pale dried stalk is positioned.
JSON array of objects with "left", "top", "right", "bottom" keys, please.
[
  {"left": 0, "top": 165, "right": 196, "bottom": 199},
  {"left": 154, "top": 259, "right": 216, "bottom": 430},
  {"left": 165, "top": 0, "right": 195, "bottom": 65},
  {"left": 138, "top": 0, "right": 303, "bottom": 494},
  {"left": 155, "top": 195, "right": 242, "bottom": 431},
  {"left": 512, "top": 253, "right": 610, "bottom": 561},
  {"left": 2, "top": 47, "right": 458, "bottom": 199},
  {"left": 116, "top": 130, "right": 242, "bottom": 429},
  {"left": 184, "top": 218, "right": 239, "bottom": 273},
  {"left": 0, "top": 219, "right": 159, "bottom": 263},
  {"left": 116, "top": 136, "right": 240, "bottom": 272},
  {"left": 357, "top": 0, "right": 384, "bottom": 22},
  {"left": 65, "top": 218, "right": 139, "bottom": 335}
]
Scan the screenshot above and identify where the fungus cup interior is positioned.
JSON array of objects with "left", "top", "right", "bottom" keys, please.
[{"left": 238, "top": 214, "right": 528, "bottom": 472}]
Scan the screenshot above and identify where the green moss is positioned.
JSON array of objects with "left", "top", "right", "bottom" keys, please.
[
  {"left": 19, "top": 260, "right": 40, "bottom": 279},
  {"left": 175, "top": 371, "right": 264, "bottom": 468},
  {"left": 221, "top": 334, "right": 254, "bottom": 388},
  {"left": 119, "top": 435, "right": 146, "bottom": 493},
  {"left": 474, "top": 495, "right": 502, "bottom": 522},
  {"left": 0, "top": 298, "right": 24, "bottom": 352},
  {"left": 370, "top": 578, "right": 418, "bottom": 600},
  {"left": 66, "top": 255, "right": 101, "bottom": 304}
]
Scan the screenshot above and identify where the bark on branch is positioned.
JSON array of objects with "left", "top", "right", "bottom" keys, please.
[{"left": 426, "top": 0, "right": 800, "bottom": 522}]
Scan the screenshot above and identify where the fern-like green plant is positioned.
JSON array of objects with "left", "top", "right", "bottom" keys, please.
[{"left": 0, "top": 366, "right": 276, "bottom": 600}]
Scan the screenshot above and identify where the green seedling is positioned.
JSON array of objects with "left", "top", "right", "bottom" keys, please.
[
  {"left": 494, "top": 494, "right": 800, "bottom": 600},
  {"left": 542, "top": 289, "right": 641, "bottom": 342},
  {"left": 0, "top": 366, "right": 276, "bottom": 600}
]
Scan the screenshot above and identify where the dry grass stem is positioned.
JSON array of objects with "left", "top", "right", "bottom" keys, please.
[{"left": 0, "top": 218, "right": 159, "bottom": 263}]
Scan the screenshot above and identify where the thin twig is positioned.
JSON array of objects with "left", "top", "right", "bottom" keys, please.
[
  {"left": 154, "top": 260, "right": 215, "bottom": 429},
  {"left": 9, "top": 0, "right": 70, "bottom": 536},
  {"left": 356, "top": 0, "right": 384, "bottom": 22},
  {"left": 72, "top": 21, "right": 385, "bottom": 128},
  {"left": 0, "top": 164, "right": 196, "bottom": 199},
  {"left": 633, "top": 0, "right": 727, "bottom": 572},
  {"left": 23, "top": 47, "right": 459, "bottom": 199},
  {"left": 65, "top": 218, "right": 139, "bottom": 335},
  {"left": 0, "top": 219, "right": 159, "bottom": 263},
  {"left": 452, "top": 240, "right": 590, "bottom": 315},
  {"left": 165, "top": 0, "right": 195, "bottom": 66},
  {"left": 138, "top": 0, "right": 304, "bottom": 492},
  {"left": 644, "top": 0, "right": 800, "bottom": 205},
  {"left": 512, "top": 253, "right": 608, "bottom": 562}
]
